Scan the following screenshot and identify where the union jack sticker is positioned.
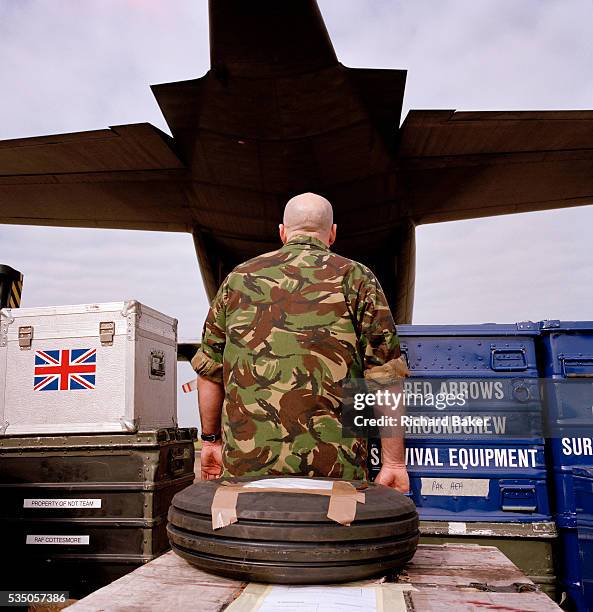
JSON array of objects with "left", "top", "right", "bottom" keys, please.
[{"left": 34, "top": 349, "right": 97, "bottom": 391}]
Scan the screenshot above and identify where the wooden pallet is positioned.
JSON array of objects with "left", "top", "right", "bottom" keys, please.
[{"left": 67, "top": 544, "right": 561, "bottom": 611}]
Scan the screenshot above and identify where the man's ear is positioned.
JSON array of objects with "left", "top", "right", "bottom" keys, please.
[
  {"left": 279, "top": 224, "right": 288, "bottom": 244},
  {"left": 328, "top": 224, "right": 337, "bottom": 246}
]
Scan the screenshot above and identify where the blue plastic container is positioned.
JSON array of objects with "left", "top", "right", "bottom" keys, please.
[
  {"left": 574, "top": 468, "right": 593, "bottom": 611},
  {"left": 556, "top": 519, "right": 587, "bottom": 612},
  {"left": 539, "top": 321, "right": 593, "bottom": 519},
  {"left": 537, "top": 323, "right": 593, "bottom": 611},
  {"left": 539, "top": 321, "right": 593, "bottom": 378},
  {"left": 369, "top": 439, "right": 550, "bottom": 521},
  {"left": 400, "top": 322, "right": 540, "bottom": 378},
  {"left": 369, "top": 323, "right": 548, "bottom": 522},
  {"left": 399, "top": 322, "right": 543, "bottom": 444}
]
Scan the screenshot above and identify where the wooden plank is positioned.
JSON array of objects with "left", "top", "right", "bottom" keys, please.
[
  {"left": 400, "top": 544, "right": 534, "bottom": 591},
  {"left": 68, "top": 544, "right": 560, "bottom": 611},
  {"left": 409, "top": 590, "right": 561, "bottom": 612},
  {"left": 66, "top": 551, "right": 244, "bottom": 612},
  {"left": 408, "top": 543, "right": 516, "bottom": 569}
]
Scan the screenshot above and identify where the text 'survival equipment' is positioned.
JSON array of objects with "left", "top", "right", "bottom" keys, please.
[
  {"left": 167, "top": 476, "right": 419, "bottom": 584},
  {"left": 0, "top": 300, "right": 177, "bottom": 435}
]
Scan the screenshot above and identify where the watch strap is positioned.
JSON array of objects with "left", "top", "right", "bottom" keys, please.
[{"left": 200, "top": 432, "right": 221, "bottom": 442}]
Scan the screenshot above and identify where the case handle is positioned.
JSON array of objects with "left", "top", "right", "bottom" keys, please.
[
  {"left": 561, "top": 357, "right": 593, "bottom": 378},
  {"left": 490, "top": 348, "right": 527, "bottom": 371},
  {"left": 501, "top": 484, "right": 537, "bottom": 512}
]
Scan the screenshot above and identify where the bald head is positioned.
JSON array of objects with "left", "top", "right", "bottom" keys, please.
[{"left": 279, "top": 193, "right": 337, "bottom": 246}]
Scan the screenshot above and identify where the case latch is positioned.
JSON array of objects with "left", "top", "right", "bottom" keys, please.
[
  {"left": 99, "top": 321, "right": 115, "bottom": 346},
  {"left": 168, "top": 446, "right": 189, "bottom": 476},
  {"left": 18, "top": 325, "right": 33, "bottom": 350},
  {"left": 150, "top": 350, "right": 166, "bottom": 379}
]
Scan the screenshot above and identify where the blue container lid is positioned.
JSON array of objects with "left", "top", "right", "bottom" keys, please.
[
  {"left": 540, "top": 321, "right": 593, "bottom": 333},
  {"left": 397, "top": 322, "right": 539, "bottom": 337}
]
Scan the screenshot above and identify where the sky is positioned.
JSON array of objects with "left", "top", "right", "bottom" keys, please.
[{"left": 1, "top": 0, "right": 592, "bottom": 426}]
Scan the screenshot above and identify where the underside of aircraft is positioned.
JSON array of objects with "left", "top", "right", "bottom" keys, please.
[{"left": 0, "top": 0, "right": 592, "bottom": 323}]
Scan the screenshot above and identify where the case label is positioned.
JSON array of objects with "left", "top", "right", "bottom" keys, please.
[
  {"left": 23, "top": 498, "right": 102, "bottom": 509},
  {"left": 26, "top": 535, "right": 90, "bottom": 545},
  {"left": 421, "top": 477, "right": 490, "bottom": 497}
]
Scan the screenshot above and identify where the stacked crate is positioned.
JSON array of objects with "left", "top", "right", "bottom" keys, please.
[
  {"left": 369, "top": 322, "right": 556, "bottom": 595},
  {"left": 573, "top": 468, "right": 593, "bottom": 610},
  {"left": 1, "top": 428, "right": 196, "bottom": 593},
  {"left": 539, "top": 321, "right": 593, "bottom": 610},
  {"left": 0, "top": 301, "right": 195, "bottom": 595}
]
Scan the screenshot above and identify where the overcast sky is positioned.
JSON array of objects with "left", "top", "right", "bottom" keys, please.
[{"left": 1, "top": 1, "right": 592, "bottom": 426}]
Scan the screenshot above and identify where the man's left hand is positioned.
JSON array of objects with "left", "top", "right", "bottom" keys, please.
[
  {"left": 374, "top": 465, "right": 410, "bottom": 493},
  {"left": 200, "top": 440, "right": 223, "bottom": 480}
]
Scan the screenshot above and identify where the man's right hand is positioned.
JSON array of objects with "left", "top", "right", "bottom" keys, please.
[
  {"left": 200, "top": 440, "right": 223, "bottom": 480},
  {"left": 374, "top": 464, "right": 410, "bottom": 493}
]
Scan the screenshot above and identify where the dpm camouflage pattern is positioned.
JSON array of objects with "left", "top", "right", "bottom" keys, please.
[{"left": 192, "top": 234, "right": 400, "bottom": 479}]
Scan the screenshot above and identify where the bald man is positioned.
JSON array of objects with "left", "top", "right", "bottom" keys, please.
[{"left": 192, "top": 192, "right": 409, "bottom": 491}]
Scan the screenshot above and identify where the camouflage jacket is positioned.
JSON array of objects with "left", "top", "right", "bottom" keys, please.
[{"left": 192, "top": 234, "right": 401, "bottom": 479}]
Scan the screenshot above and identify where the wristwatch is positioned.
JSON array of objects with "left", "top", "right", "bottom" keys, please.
[{"left": 200, "top": 432, "right": 221, "bottom": 442}]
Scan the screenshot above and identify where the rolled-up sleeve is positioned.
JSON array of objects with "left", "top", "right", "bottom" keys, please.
[
  {"left": 191, "top": 278, "right": 228, "bottom": 384},
  {"left": 347, "top": 264, "right": 408, "bottom": 386}
]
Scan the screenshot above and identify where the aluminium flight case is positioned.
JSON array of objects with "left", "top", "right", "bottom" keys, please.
[
  {"left": 0, "top": 300, "right": 178, "bottom": 436},
  {"left": 0, "top": 427, "right": 196, "bottom": 593}
]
